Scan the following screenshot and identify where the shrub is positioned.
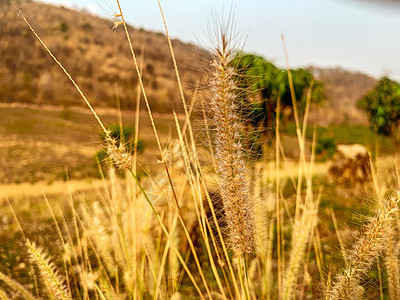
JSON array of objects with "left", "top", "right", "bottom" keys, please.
[
  {"left": 315, "top": 136, "right": 336, "bottom": 160},
  {"left": 59, "top": 22, "right": 68, "bottom": 32}
]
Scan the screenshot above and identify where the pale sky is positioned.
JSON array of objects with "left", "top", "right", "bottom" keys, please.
[{"left": 40, "top": 0, "right": 400, "bottom": 79}]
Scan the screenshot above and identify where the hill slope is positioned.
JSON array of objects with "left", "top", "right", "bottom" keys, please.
[
  {"left": 309, "top": 67, "right": 377, "bottom": 125},
  {"left": 0, "top": 0, "right": 209, "bottom": 111},
  {"left": 0, "top": 1, "right": 379, "bottom": 123}
]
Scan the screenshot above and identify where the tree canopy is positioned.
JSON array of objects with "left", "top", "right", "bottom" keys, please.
[
  {"left": 358, "top": 77, "right": 400, "bottom": 136},
  {"left": 229, "top": 52, "right": 324, "bottom": 129}
]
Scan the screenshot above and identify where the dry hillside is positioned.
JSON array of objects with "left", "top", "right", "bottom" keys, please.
[
  {"left": 0, "top": 0, "right": 210, "bottom": 112},
  {"left": 308, "top": 67, "right": 378, "bottom": 125},
  {"left": 0, "top": 0, "right": 380, "bottom": 123}
]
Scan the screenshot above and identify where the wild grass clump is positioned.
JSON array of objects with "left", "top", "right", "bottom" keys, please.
[{"left": 2, "top": 2, "right": 400, "bottom": 300}]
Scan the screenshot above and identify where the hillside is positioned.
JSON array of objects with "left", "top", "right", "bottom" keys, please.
[
  {"left": 0, "top": 0, "right": 380, "bottom": 123},
  {"left": 0, "top": 0, "right": 209, "bottom": 112},
  {"left": 308, "top": 67, "right": 378, "bottom": 125}
]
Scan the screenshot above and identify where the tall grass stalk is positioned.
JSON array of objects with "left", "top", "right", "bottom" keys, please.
[
  {"left": 26, "top": 240, "right": 71, "bottom": 300},
  {"left": 0, "top": 272, "right": 37, "bottom": 300},
  {"left": 0, "top": 289, "right": 10, "bottom": 300},
  {"left": 280, "top": 36, "right": 320, "bottom": 299},
  {"left": 327, "top": 192, "right": 400, "bottom": 300},
  {"left": 385, "top": 229, "right": 400, "bottom": 300},
  {"left": 209, "top": 32, "right": 254, "bottom": 255},
  {"left": 275, "top": 97, "right": 283, "bottom": 299}
]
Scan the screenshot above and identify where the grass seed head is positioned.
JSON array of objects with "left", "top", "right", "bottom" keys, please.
[{"left": 208, "top": 31, "right": 255, "bottom": 255}]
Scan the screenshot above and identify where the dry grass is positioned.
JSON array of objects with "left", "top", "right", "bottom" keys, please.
[
  {"left": 0, "top": 104, "right": 183, "bottom": 184},
  {"left": 1, "top": 1, "right": 400, "bottom": 300}
]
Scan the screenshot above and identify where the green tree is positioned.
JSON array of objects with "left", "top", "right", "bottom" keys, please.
[
  {"left": 230, "top": 52, "right": 324, "bottom": 129},
  {"left": 277, "top": 68, "right": 324, "bottom": 115},
  {"left": 358, "top": 77, "right": 400, "bottom": 137},
  {"left": 230, "top": 53, "right": 279, "bottom": 129}
]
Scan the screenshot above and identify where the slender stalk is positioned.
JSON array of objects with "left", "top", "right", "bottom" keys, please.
[{"left": 276, "top": 97, "right": 283, "bottom": 299}]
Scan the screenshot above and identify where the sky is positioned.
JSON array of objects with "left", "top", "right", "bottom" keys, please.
[{"left": 40, "top": 0, "right": 400, "bottom": 79}]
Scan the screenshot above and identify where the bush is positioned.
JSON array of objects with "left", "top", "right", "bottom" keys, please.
[
  {"left": 60, "top": 22, "right": 68, "bottom": 32},
  {"left": 315, "top": 136, "right": 336, "bottom": 160}
]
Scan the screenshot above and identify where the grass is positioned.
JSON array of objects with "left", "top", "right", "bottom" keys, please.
[
  {"left": 284, "top": 123, "right": 394, "bottom": 153},
  {"left": 1, "top": 1, "right": 400, "bottom": 300},
  {"left": 0, "top": 105, "right": 181, "bottom": 184}
]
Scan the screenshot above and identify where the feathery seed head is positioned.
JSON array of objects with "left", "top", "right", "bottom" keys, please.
[
  {"left": 105, "top": 136, "right": 134, "bottom": 170},
  {"left": 26, "top": 240, "right": 71, "bottom": 300},
  {"left": 327, "top": 192, "right": 400, "bottom": 300},
  {"left": 208, "top": 32, "right": 255, "bottom": 254}
]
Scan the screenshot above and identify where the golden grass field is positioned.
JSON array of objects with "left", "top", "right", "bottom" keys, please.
[
  {"left": 1, "top": 98, "right": 400, "bottom": 299},
  {"left": 1, "top": 1, "right": 400, "bottom": 300}
]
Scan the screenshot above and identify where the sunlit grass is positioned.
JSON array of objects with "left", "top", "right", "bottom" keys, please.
[
  {"left": 1, "top": 1, "right": 400, "bottom": 300},
  {"left": 285, "top": 123, "right": 393, "bottom": 153}
]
